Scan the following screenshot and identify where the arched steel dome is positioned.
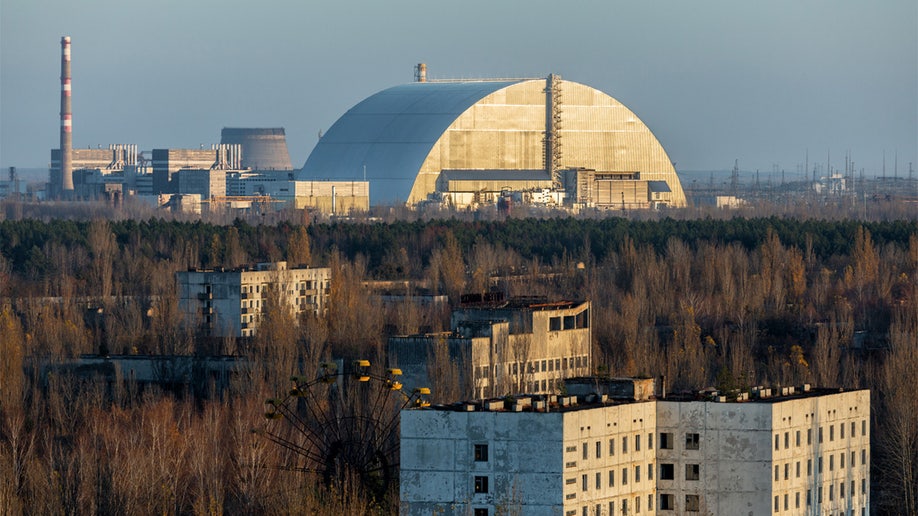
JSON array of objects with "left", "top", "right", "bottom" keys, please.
[{"left": 299, "top": 78, "right": 685, "bottom": 207}]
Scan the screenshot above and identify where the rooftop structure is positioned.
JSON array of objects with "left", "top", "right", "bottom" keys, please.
[
  {"left": 300, "top": 73, "right": 686, "bottom": 208},
  {"left": 400, "top": 380, "right": 870, "bottom": 515}
]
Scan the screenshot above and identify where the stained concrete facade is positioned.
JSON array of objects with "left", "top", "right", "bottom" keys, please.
[
  {"left": 177, "top": 261, "right": 330, "bottom": 338},
  {"left": 400, "top": 384, "right": 869, "bottom": 516},
  {"left": 388, "top": 300, "right": 591, "bottom": 399}
]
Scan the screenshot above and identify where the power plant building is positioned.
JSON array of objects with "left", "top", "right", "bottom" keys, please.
[
  {"left": 400, "top": 382, "right": 870, "bottom": 515},
  {"left": 220, "top": 127, "right": 294, "bottom": 171},
  {"left": 301, "top": 72, "right": 686, "bottom": 208}
]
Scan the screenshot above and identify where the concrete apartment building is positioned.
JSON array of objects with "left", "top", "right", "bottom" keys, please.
[
  {"left": 400, "top": 379, "right": 869, "bottom": 516},
  {"left": 177, "top": 261, "right": 330, "bottom": 338},
  {"left": 388, "top": 299, "right": 591, "bottom": 399}
]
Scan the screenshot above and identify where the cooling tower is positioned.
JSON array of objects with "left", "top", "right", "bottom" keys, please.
[{"left": 220, "top": 127, "right": 293, "bottom": 171}]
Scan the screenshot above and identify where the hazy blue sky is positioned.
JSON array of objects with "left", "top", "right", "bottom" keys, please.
[{"left": 2, "top": 0, "right": 915, "bottom": 177}]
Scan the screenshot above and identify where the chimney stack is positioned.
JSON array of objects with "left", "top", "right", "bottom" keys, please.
[
  {"left": 415, "top": 63, "right": 427, "bottom": 83},
  {"left": 60, "top": 36, "right": 73, "bottom": 192}
]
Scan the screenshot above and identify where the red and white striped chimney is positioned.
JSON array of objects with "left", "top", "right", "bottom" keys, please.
[{"left": 60, "top": 36, "right": 73, "bottom": 192}]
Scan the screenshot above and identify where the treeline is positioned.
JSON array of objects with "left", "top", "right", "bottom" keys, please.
[{"left": 1, "top": 216, "right": 917, "bottom": 513}]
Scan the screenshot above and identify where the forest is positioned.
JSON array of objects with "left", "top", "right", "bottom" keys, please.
[{"left": 0, "top": 215, "right": 916, "bottom": 514}]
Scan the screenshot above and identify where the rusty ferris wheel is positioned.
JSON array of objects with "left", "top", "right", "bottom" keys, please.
[{"left": 258, "top": 360, "right": 430, "bottom": 500}]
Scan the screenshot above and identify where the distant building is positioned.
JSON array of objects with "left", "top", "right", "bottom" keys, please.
[
  {"left": 388, "top": 298, "right": 591, "bottom": 398},
  {"left": 50, "top": 145, "right": 146, "bottom": 199},
  {"left": 220, "top": 127, "right": 293, "bottom": 171},
  {"left": 400, "top": 380, "right": 870, "bottom": 515},
  {"left": 177, "top": 261, "right": 330, "bottom": 338},
  {"left": 151, "top": 145, "right": 241, "bottom": 194},
  {"left": 227, "top": 171, "right": 369, "bottom": 214}
]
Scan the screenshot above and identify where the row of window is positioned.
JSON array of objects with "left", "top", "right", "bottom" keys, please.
[
  {"left": 576, "top": 432, "right": 701, "bottom": 463},
  {"left": 774, "top": 449, "right": 868, "bottom": 481},
  {"left": 774, "top": 480, "right": 867, "bottom": 512},
  {"left": 558, "top": 494, "right": 700, "bottom": 515},
  {"left": 774, "top": 420, "right": 867, "bottom": 451},
  {"left": 474, "top": 356, "right": 589, "bottom": 382},
  {"left": 548, "top": 310, "right": 590, "bottom": 332}
]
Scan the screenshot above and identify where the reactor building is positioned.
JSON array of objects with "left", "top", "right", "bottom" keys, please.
[{"left": 299, "top": 66, "right": 686, "bottom": 209}]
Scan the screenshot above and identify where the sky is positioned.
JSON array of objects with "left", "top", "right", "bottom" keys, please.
[{"left": 1, "top": 0, "right": 916, "bottom": 179}]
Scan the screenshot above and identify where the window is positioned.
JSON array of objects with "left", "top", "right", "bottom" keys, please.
[
  {"left": 622, "top": 499, "right": 628, "bottom": 514},
  {"left": 851, "top": 451, "right": 856, "bottom": 466},
  {"left": 818, "top": 456, "right": 823, "bottom": 474},
  {"left": 596, "top": 441, "right": 602, "bottom": 459},
  {"left": 807, "top": 458, "right": 812, "bottom": 476},
  {"left": 635, "top": 465, "right": 641, "bottom": 483},
  {"left": 784, "top": 463, "right": 789, "bottom": 480},
  {"left": 830, "top": 424, "right": 835, "bottom": 441},
  {"left": 623, "top": 436, "right": 628, "bottom": 453},
  {"left": 796, "top": 461, "right": 800, "bottom": 478},
  {"left": 609, "top": 438, "right": 615, "bottom": 456},
  {"left": 774, "top": 465, "right": 779, "bottom": 481},
  {"left": 796, "top": 430, "right": 801, "bottom": 447},
  {"left": 660, "top": 432, "right": 674, "bottom": 449},
  {"left": 685, "top": 495, "right": 700, "bottom": 512},
  {"left": 583, "top": 443, "right": 588, "bottom": 460},
  {"left": 685, "top": 433, "right": 700, "bottom": 450},
  {"left": 648, "top": 433, "right": 653, "bottom": 449},
  {"left": 862, "top": 449, "right": 866, "bottom": 465},
  {"left": 609, "top": 501, "right": 614, "bottom": 515},
  {"left": 660, "top": 494, "right": 675, "bottom": 510},
  {"left": 550, "top": 317, "right": 561, "bottom": 331},
  {"left": 841, "top": 452, "right": 845, "bottom": 468},
  {"left": 474, "top": 509, "right": 488, "bottom": 516},
  {"left": 841, "top": 423, "right": 845, "bottom": 439},
  {"left": 784, "top": 431, "right": 789, "bottom": 449},
  {"left": 784, "top": 493, "right": 788, "bottom": 510},
  {"left": 608, "top": 469, "right": 615, "bottom": 487},
  {"left": 636, "top": 434, "right": 641, "bottom": 451},
  {"left": 774, "top": 496, "right": 779, "bottom": 512},
  {"left": 819, "top": 427, "right": 823, "bottom": 443},
  {"left": 635, "top": 495, "right": 640, "bottom": 513},
  {"left": 647, "top": 462, "right": 653, "bottom": 480},
  {"left": 862, "top": 419, "right": 866, "bottom": 436},
  {"left": 592, "top": 472, "right": 600, "bottom": 490},
  {"left": 660, "top": 463, "right": 675, "bottom": 480},
  {"left": 807, "top": 428, "right": 812, "bottom": 445},
  {"left": 686, "top": 464, "right": 700, "bottom": 481},
  {"left": 474, "top": 444, "right": 488, "bottom": 462},
  {"left": 648, "top": 494, "right": 653, "bottom": 510},
  {"left": 795, "top": 491, "right": 800, "bottom": 509},
  {"left": 582, "top": 474, "right": 588, "bottom": 491},
  {"left": 829, "top": 484, "right": 834, "bottom": 501},
  {"left": 830, "top": 455, "right": 834, "bottom": 471},
  {"left": 622, "top": 467, "right": 628, "bottom": 485},
  {"left": 775, "top": 434, "right": 780, "bottom": 450},
  {"left": 474, "top": 476, "right": 489, "bottom": 494}
]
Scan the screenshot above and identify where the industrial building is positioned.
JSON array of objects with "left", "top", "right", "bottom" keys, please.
[
  {"left": 177, "top": 261, "right": 330, "bottom": 338},
  {"left": 301, "top": 66, "right": 686, "bottom": 209},
  {"left": 220, "top": 127, "right": 294, "bottom": 171},
  {"left": 388, "top": 298, "right": 591, "bottom": 399},
  {"left": 151, "top": 144, "right": 242, "bottom": 194},
  {"left": 400, "top": 380, "right": 870, "bottom": 515}
]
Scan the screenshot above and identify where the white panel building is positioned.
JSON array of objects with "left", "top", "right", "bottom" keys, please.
[
  {"left": 400, "top": 382, "right": 870, "bottom": 516},
  {"left": 177, "top": 261, "right": 330, "bottom": 338}
]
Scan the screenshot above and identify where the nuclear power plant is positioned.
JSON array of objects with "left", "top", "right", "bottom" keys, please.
[
  {"left": 299, "top": 64, "right": 687, "bottom": 209},
  {"left": 46, "top": 39, "right": 688, "bottom": 213}
]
